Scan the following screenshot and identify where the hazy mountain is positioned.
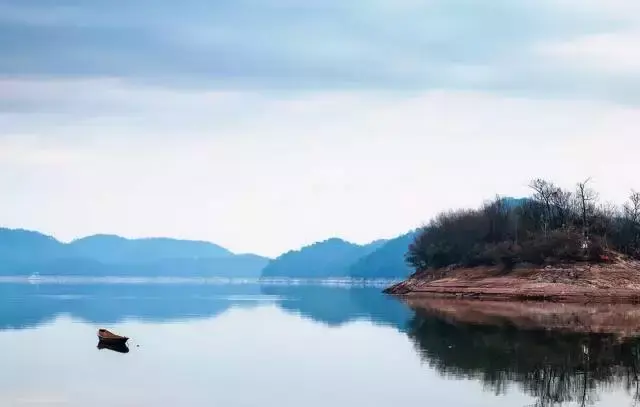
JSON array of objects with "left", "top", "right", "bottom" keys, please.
[
  {"left": 348, "top": 231, "right": 417, "bottom": 279},
  {"left": 68, "top": 234, "right": 232, "bottom": 262},
  {"left": 0, "top": 227, "right": 421, "bottom": 279},
  {"left": 0, "top": 228, "right": 267, "bottom": 277},
  {"left": 0, "top": 228, "right": 65, "bottom": 261},
  {"left": 261, "top": 238, "right": 386, "bottom": 278}
]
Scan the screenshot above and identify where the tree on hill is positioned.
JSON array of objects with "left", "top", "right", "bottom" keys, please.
[{"left": 406, "top": 179, "right": 640, "bottom": 273}]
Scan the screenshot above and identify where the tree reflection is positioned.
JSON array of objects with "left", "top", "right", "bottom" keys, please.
[{"left": 407, "top": 305, "right": 640, "bottom": 407}]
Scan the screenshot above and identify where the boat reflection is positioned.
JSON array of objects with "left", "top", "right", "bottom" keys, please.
[{"left": 97, "top": 339, "right": 130, "bottom": 354}]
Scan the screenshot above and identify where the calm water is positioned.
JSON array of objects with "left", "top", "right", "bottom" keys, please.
[{"left": 2, "top": 280, "right": 640, "bottom": 407}]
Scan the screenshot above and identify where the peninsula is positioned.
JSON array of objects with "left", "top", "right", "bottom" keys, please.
[{"left": 385, "top": 178, "right": 640, "bottom": 303}]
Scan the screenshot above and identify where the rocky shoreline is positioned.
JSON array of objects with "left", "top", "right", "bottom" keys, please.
[{"left": 384, "top": 258, "right": 640, "bottom": 303}]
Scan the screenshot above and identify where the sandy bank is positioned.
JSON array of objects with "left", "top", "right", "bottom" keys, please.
[{"left": 384, "top": 258, "right": 640, "bottom": 303}]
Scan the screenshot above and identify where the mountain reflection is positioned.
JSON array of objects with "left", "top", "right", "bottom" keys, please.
[
  {"left": 0, "top": 281, "right": 412, "bottom": 332},
  {"left": 259, "top": 284, "right": 412, "bottom": 331},
  {"left": 406, "top": 299, "right": 640, "bottom": 407},
  {"left": 0, "top": 282, "right": 265, "bottom": 329}
]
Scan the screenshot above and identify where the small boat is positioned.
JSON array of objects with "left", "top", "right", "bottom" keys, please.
[{"left": 97, "top": 328, "right": 129, "bottom": 343}]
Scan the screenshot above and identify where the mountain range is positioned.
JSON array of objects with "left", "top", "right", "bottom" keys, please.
[
  {"left": 0, "top": 229, "right": 268, "bottom": 278},
  {"left": 0, "top": 196, "right": 525, "bottom": 279},
  {"left": 0, "top": 227, "right": 415, "bottom": 279}
]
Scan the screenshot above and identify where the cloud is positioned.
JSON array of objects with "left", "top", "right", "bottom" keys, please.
[
  {"left": 2, "top": 1, "right": 640, "bottom": 255},
  {"left": 536, "top": 31, "right": 640, "bottom": 75},
  {"left": 0, "top": 0, "right": 638, "bottom": 102},
  {"left": 2, "top": 88, "right": 640, "bottom": 256}
]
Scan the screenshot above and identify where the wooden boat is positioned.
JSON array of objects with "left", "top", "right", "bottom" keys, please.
[{"left": 97, "top": 328, "right": 129, "bottom": 343}]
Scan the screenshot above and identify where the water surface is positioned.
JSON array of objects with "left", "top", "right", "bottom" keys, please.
[{"left": 2, "top": 280, "right": 639, "bottom": 406}]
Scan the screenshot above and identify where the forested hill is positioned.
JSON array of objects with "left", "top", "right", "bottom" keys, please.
[
  {"left": 260, "top": 238, "right": 387, "bottom": 278},
  {"left": 406, "top": 179, "right": 640, "bottom": 273}
]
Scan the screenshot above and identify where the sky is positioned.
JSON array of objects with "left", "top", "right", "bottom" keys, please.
[{"left": 1, "top": 0, "right": 640, "bottom": 257}]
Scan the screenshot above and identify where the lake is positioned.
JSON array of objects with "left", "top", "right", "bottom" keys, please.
[{"left": 2, "top": 279, "right": 640, "bottom": 407}]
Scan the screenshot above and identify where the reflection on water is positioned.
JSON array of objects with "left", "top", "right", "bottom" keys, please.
[
  {"left": 261, "top": 283, "right": 411, "bottom": 330},
  {"left": 407, "top": 299, "right": 640, "bottom": 407},
  {"left": 3, "top": 280, "right": 640, "bottom": 406},
  {"left": 97, "top": 339, "right": 130, "bottom": 354},
  {"left": 0, "top": 280, "right": 408, "bottom": 330}
]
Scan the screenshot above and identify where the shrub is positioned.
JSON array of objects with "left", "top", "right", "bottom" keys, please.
[{"left": 405, "top": 178, "right": 640, "bottom": 272}]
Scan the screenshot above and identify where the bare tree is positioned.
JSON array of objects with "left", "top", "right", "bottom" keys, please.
[
  {"left": 529, "top": 178, "right": 560, "bottom": 236},
  {"left": 551, "top": 189, "right": 573, "bottom": 230},
  {"left": 624, "top": 190, "right": 640, "bottom": 223},
  {"left": 575, "top": 178, "right": 598, "bottom": 240},
  {"left": 623, "top": 190, "right": 640, "bottom": 256},
  {"left": 595, "top": 202, "right": 618, "bottom": 249},
  {"left": 406, "top": 176, "right": 640, "bottom": 272}
]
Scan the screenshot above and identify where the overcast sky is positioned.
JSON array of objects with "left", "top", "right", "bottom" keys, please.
[{"left": 1, "top": 0, "right": 639, "bottom": 257}]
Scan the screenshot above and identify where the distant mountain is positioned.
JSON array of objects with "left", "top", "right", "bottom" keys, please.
[
  {"left": 0, "top": 228, "right": 64, "bottom": 262},
  {"left": 0, "top": 227, "right": 421, "bottom": 279},
  {"left": 261, "top": 238, "right": 386, "bottom": 278},
  {"left": 68, "top": 234, "right": 232, "bottom": 262},
  {"left": 348, "top": 231, "right": 417, "bottom": 279},
  {"left": 0, "top": 228, "right": 267, "bottom": 277}
]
